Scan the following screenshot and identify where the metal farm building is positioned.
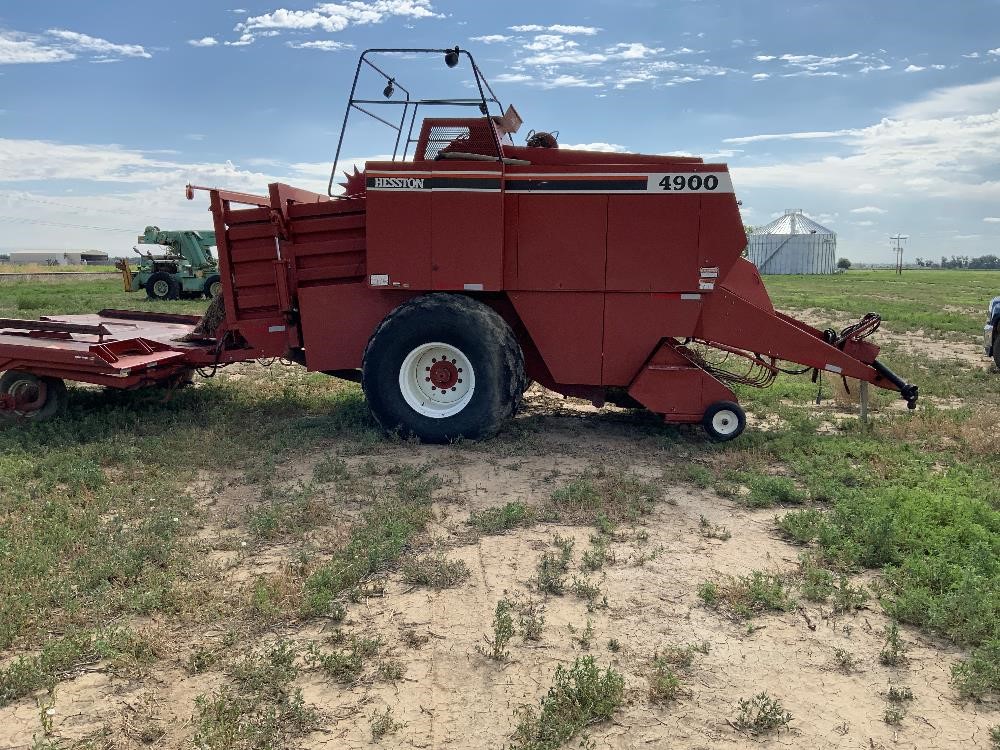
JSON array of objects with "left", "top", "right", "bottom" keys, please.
[{"left": 747, "top": 209, "right": 836, "bottom": 275}]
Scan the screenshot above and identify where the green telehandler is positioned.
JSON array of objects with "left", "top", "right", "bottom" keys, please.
[{"left": 116, "top": 225, "right": 221, "bottom": 300}]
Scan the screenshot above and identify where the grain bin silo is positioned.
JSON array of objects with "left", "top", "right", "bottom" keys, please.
[{"left": 747, "top": 209, "right": 836, "bottom": 275}]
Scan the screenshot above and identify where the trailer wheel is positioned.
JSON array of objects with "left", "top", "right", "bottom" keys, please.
[
  {"left": 362, "top": 294, "right": 525, "bottom": 443},
  {"left": 203, "top": 274, "right": 223, "bottom": 299},
  {"left": 702, "top": 401, "right": 746, "bottom": 442},
  {"left": 0, "top": 371, "right": 67, "bottom": 422},
  {"left": 146, "top": 272, "right": 180, "bottom": 301}
]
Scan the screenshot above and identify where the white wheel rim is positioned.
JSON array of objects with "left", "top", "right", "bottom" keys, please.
[
  {"left": 210, "top": 282, "right": 222, "bottom": 297},
  {"left": 712, "top": 409, "right": 740, "bottom": 436},
  {"left": 398, "top": 341, "right": 475, "bottom": 419},
  {"left": 153, "top": 280, "right": 169, "bottom": 296}
]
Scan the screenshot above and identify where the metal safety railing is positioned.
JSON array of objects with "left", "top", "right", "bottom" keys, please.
[{"left": 328, "top": 47, "right": 506, "bottom": 196}]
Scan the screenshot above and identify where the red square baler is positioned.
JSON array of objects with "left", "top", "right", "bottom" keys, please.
[{"left": 0, "top": 47, "right": 916, "bottom": 441}]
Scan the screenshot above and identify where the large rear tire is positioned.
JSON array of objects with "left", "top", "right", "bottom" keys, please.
[
  {"left": 0, "top": 371, "right": 67, "bottom": 422},
  {"left": 146, "top": 272, "right": 180, "bottom": 301},
  {"left": 994, "top": 327, "right": 1000, "bottom": 370},
  {"left": 203, "top": 274, "right": 223, "bottom": 299},
  {"left": 362, "top": 294, "right": 525, "bottom": 443}
]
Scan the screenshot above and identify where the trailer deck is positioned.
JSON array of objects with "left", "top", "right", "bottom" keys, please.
[{"left": 0, "top": 310, "right": 218, "bottom": 390}]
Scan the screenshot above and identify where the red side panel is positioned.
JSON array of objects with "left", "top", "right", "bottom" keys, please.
[
  {"left": 509, "top": 291, "right": 604, "bottom": 384},
  {"left": 513, "top": 195, "right": 608, "bottom": 290},
  {"left": 606, "top": 195, "right": 701, "bottom": 292},
  {"left": 698, "top": 192, "right": 747, "bottom": 274},
  {"left": 282, "top": 199, "right": 367, "bottom": 287},
  {"left": 502, "top": 194, "right": 518, "bottom": 287},
  {"left": 366, "top": 186, "right": 433, "bottom": 289},
  {"left": 718, "top": 258, "right": 773, "bottom": 313},
  {"left": 627, "top": 341, "right": 736, "bottom": 422},
  {"left": 299, "top": 285, "right": 413, "bottom": 372},
  {"left": 217, "top": 205, "right": 282, "bottom": 319},
  {"left": 431, "top": 189, "right": 502, "bottom": 290},
  {"left": 601, "top": 293, "right": 704, "bottom": 385}
]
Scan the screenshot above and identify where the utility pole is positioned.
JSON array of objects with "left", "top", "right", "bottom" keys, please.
[{"left": 890, "top": 234, "right": 908, "bottom": 275}]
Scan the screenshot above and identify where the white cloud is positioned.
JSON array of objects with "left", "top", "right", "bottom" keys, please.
[
  {"left": 855, "top": 220, "right": 874, "bottom": 226},
  {"left": 225, "top": 33, "right": 256, "bottom": 47},
  {"left": 896, "top": 76, "right": 1000, "bottom": 118},
  {"left": 731, "top": 76, "right": 1000, "bottom": 204},
  {"left": 0, "top": 138, "right": 393, "bottom": 248},
  {"left": 286, "top": 40, "right": 353, "bottom": 51},
  {"left": 984, "top": 217, "right": 1000, "bottom": 223},
  {"left": 541, "top": 74, "right": 603, "bottom": 89},
  {"left": 989, "top": 48, "right": 1000, "bottom": 56},
  {"left": 607, "top": 42, "right": 663, "bottom": 60},
  {"left": 560, "top": 142, "right": 626, "bottom": 152},
  {"left": 470, "top": 34, "right": 511, "bottom": 44},
  {"left": 0, "top": 28, "right": 152, "bottom": 64},
  {"left": 188, "top": 37, "right": 219, "bottom": 47},
  {"left": 724, "top": 129, "right": 857, "bottom": 145},
  {"left": 782, "top": 70, "right": 841, "bottom": 78},
  {"left": 233, "top": 1, "right": 442, "bottom": 45},
  {"left": 779, "top": 52, "right": 858, "bottom": 68},
  {"left": 493, "top": 72, "right": 533, "bottom": 83},
  {"left": 851, "top": 206, "right": 886, "bottom": 214},
  {"left": 509, "top": 24, "right": 599, "bottom": 35},
  {"left": 904, "top": 64, "right": 925, "bottom": 72},
  {"left": 752, "top": 73, "right": 769, "bottom": 80},
  {"left": 46, "top": 29, "right": 150, "bottom": 59},
  {"left": 755, "top": 50, "right": 893, "bottom": 78},
  {"left": 522, "top": 34, "right": 608, "bottom": 65},
  {"left": 954, "top": 234, "right": 981, "bottom": 239},
  {"left": 0, "top": 32, "right": 75, "bottom": 64}
]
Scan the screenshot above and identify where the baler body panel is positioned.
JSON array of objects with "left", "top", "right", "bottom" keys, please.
[
  {"left": 364, "top": 161, "right": 504, "bottom": 291},
  {"left": 507, "top": 291, "right": 605, "bottom": 385},
  {"left": 512, "top": 194, "right": 608, "bottom": 291},
  {"left": 602, "top": 293, "right": 705, "bottom": 385}
]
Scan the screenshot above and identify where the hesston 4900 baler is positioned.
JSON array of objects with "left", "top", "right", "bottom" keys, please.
[{"left": 0, "top": 47, "right": 917, "bottom": 441}]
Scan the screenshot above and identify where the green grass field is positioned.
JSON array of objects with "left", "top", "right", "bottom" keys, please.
[
  {"left": 764, "top": 269, "right": 999, "bottom": 337},
  {"left": 0, "top": 271, "right": 997, "bottom": 745},
  {"left": 0, "top": 276, "right": 209, "bottom": 317}
]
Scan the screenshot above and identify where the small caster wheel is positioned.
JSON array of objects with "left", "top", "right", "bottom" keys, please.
[{"left": 702, "top": 401, "right": 746, "bottom": 442}]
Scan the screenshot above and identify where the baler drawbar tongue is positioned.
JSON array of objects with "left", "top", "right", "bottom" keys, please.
[{"left": 872, "top": 360, "right": 919, "bottom": 409}]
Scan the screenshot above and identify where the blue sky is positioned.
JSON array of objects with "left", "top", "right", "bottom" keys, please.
[{"left": 2, "top": 0, "right": 1000, "bottom": 263}]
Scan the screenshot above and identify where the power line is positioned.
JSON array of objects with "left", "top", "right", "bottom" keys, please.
[
  {"left": 0, "top": 215, "right": 135, "bottom": 232},
  {"left": 2, "top": 194, "right": 120, "bottom": 214}
]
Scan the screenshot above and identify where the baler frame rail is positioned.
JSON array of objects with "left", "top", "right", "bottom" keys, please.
[{"left": 0, "top": 317, "right": 115, "bottom": 343}]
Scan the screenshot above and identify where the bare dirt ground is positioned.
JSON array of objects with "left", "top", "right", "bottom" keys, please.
[{"left": 2, "top": 380, "right": 997, "bottom": 750}]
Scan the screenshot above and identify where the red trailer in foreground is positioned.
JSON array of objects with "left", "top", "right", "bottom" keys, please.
[{"left": 0, "top": 48, "right": 917, "bottom": 441}]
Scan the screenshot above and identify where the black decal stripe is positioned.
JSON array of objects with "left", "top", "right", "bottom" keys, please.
[
  {"left": 428, "top": 177, "right": 501, "bottom": 190},
  {"left": 504, "top": 179, "right": 647, "bottom": 191}
]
